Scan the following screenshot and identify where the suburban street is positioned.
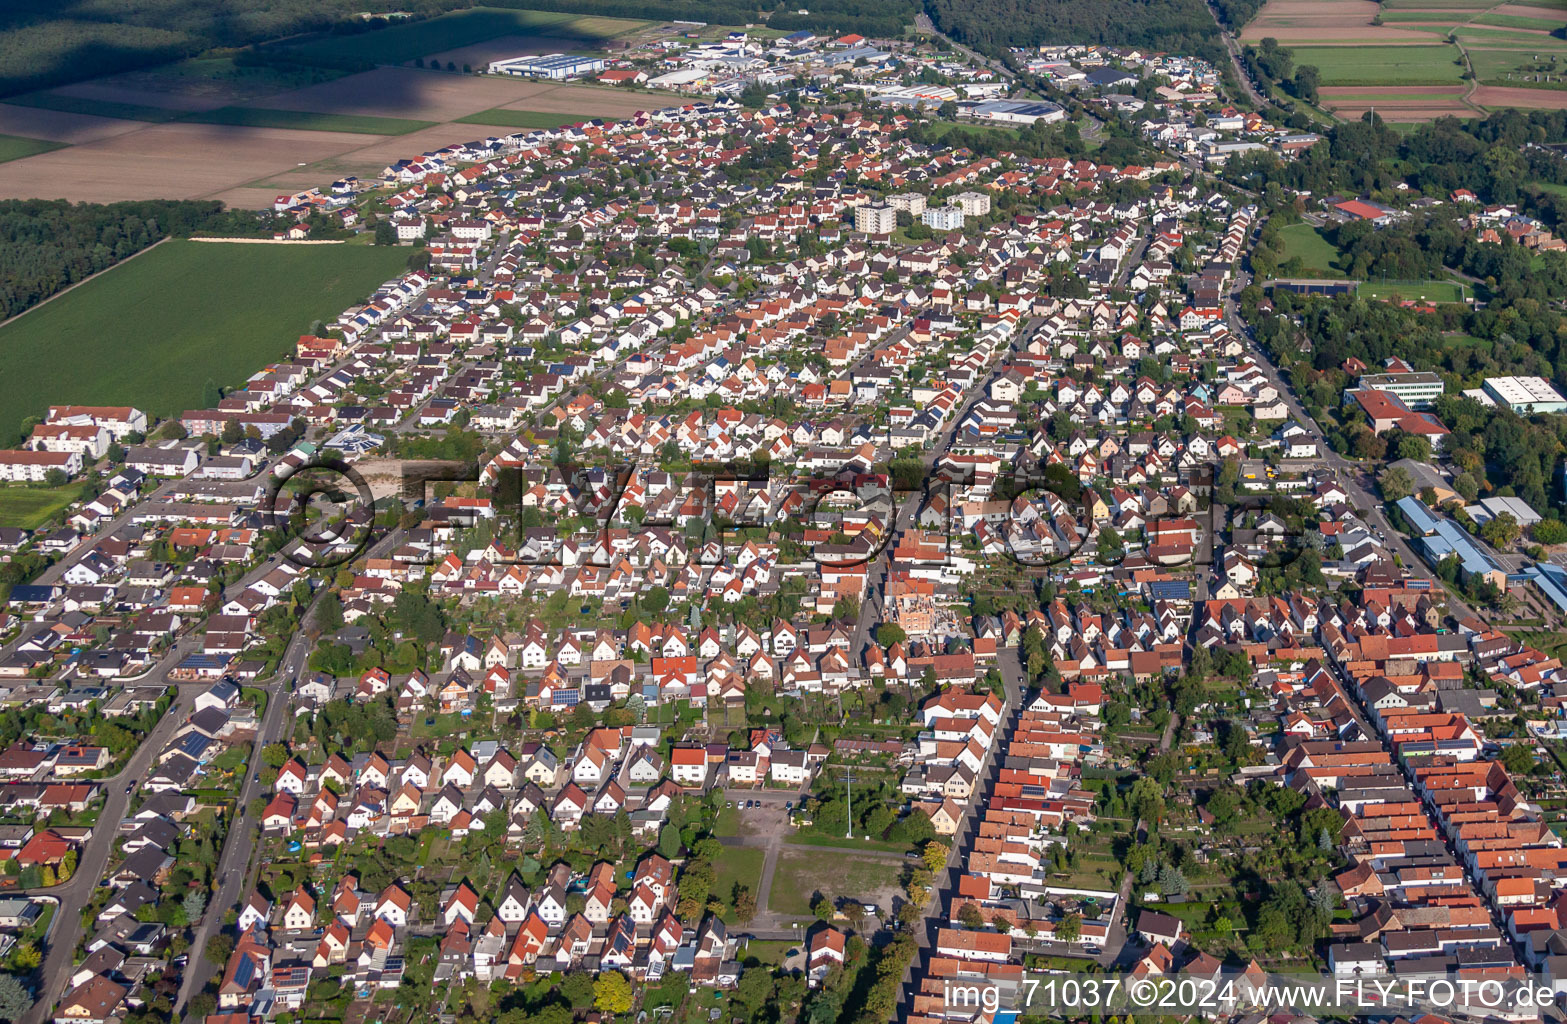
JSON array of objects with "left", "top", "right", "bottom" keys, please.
[
  {"left": 1222, "top": 248, "right": 1472, "bottom": 619},
  {"left": 20, "top": 680, "right": 197, "bottom": 1024}
]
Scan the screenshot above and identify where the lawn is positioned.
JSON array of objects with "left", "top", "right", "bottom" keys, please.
[
  {"left": 1286, "top": 45, "right": 1466, "bottom": 85},
  {"left": 767, "top": 850, "right": 902, "bottom": 916},
  {"left": 455, "top": 108, "right": 599, "bottom": 130},
  {"left": 712, "top": 846, "right": 765, "bottom": 920},
  {"left": 181, "top": 107, "right": 436, "bottom": 135},
  {"left": 741, "top": 939, "right": 798, "bottom": 966},
  {"left": 786, "top": 829, "right": 912, "bottom": 853},
  {"left": 1275, "top": 222, "right": 1345, "bottom": 275},
  {"left": 283, "top": 7, "right": 648, "bottom": 66},
  {"left": 0, "top": 484, "right": 90, "bottom": 530},
  {"left": 0, "top": 239, "right": 408, "bottom": 444},
  {"left": 0, "top": 134, "right": 67, "bottom": 164},
  {"left": 1359, "top": 279, "right": 1466, "bottom": 302}
]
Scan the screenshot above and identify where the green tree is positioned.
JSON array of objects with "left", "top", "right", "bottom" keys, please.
[
  {"left": 1378, "top": 465, "right": 1414, "bottom": 502},
  {"left": 0, "top": 973, "right": 33, "bottom": 1022},
  {"left": 1481, "top": 512, "right": 1521, "bottom": 550},
  {"left": 317, "top": 591, "right": 344, "bottom": 633},
  {"left": 876, "top": 622, "right": 907, "bottom": 647},
  {"left": 593, "top": 971, "right": 634, "bottom": 1014},
  {"left": 1057, "top": 912, "right": 1082, "bottom": 942},
  {"left": 1501, "top": 742, "right": 1534, "bottom": 775},
  {"left": 374, "top": 220, "right": 396, "bottom": 246}
]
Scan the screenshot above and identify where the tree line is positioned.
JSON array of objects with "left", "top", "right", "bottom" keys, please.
[
  {"left": 925, "top": 0, "right": 1229, "bottom": 68},
  {"left": 0, "top": 199, "right": 265, "bottom": 321}
]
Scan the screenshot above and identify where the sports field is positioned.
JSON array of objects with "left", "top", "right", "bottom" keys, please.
[
  {"left": 1276, "top": 223, "right": 1345, "bottom": 275},
  {"left": 0, "top": 240, "right": 408, "bottom": 443},
  {"left": 282, "top": 8, "right": 650, "bottom": 66},
  {"left": 1359, "top": 279, "right": 1466, "bottom": 302}
]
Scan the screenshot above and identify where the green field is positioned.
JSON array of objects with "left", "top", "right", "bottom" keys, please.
[
  {"left": 182, "top": 106, "right": 436, "bottom": 135},
  {"left": 1376, "top": 10, "right": 1468, "bottom": 21},
  {"left": 455, "top": 107, "right": 596, "bottom": 130},
  {"left": 1473, "top": 12, "right": 1567, "bottom": 29},
  {"left": 1380, "top": 0, "right": 1492, "bottom": 8},
  {"left": 1468, "top": 46, "right": 1567, "bottom": 81},
  {"left": 1287, "top": 45, "right": 1466, "bottom": 85},
  {"left": 0, "top": 240, "right": 408, "bottom": 443},
  {"left": 1455, "top": 25, "right": 1567, "bottom": 44},
  {"left": 7, "top": 92, "right": 180, "bottom": 122},
  {"left": 0, "top": 134, "right": 67, "bottom": 164},
  {"left": 1276, "top": 223, "right": 1345, "bottom": 275},
  {"left": 1359, "top": 279, "right": 1466, "bottom": 302},
  {"left": 283, "top": 8, "right": 648, "bottom": 66},
  {"left": 0, "top": 485, "right": 89, "bottom": 530}
]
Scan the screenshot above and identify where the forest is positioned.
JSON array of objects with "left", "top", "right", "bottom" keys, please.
[
  {"left": 1247, "top": 287, "right": 1567, "bottom": 512},
  {"left": 1224, "top": 108, "right": 1567, "bottom": 206},
  {"left": 925, "top": 0, "right": 1228, "bottom": 67},
  {"left": 0, "top": 199, "right": 265, "bottom": 322}
]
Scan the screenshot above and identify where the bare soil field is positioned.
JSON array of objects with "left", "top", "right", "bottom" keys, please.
[
  {"left": 49, "top": 81, "right": 226, "bottom": 113},
  {"left": 0, "top": 104, "right": 147, "bottom": 144},
  {"left": 1329, "top": 102, "right": 1475, "bottom": 117},
  {"left": 1244, "top": 24, "right": 1460, "bottom": 40},
  {"left": 0, "top": 122, "right": 377, "bottom": 202},
  {"left": 206, "top": 121, "right": 532, "bottom": 208},
  {"left": 1318, "top": 84, "right": 1468, "bottom": 94},
  {"left": 241, "top": 67, "right": 649, "bottom": 123},
  {"left": 1473, "top": 84, "right": 1567, "bottom": 104},
  {"left": 491, "top": 83, "right": 654, "bottom": 117},
  {"left": 1242, "top": 0, "right": 1451, "bottom": 40}
]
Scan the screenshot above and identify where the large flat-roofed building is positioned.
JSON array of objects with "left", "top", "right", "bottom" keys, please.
[
  {"left": 1482, "top": 375, "right": 1567, "bottom": 414},
  {"left": 922, "top": 205, "right": 964, "bottom": 231},
  {"left": 854, "top": 203, "right": 896, "bottom": 236},
  {"left": 487, "top": 54, "right": 606, "bottom": 80},
  {"left": 966, "top": 99, "right": 1066, "bottom": 124},
  {"left": 1351, "top": 371, "right": 1445, "bottom": 410}
]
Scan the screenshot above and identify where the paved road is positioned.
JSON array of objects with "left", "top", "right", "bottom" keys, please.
[
  {"left": 1206, "top": 0, "right": 1269, "bottom": 108},
  {"left": 172, "top": 639, "right": 298, "bottom": 1014},
  {"left": 1223, "top": 251, "right": 1471, "bottom": 619},
  {"left": 896, "top": 646, "right": 1025, "bottom": 1015},
  {"left": 173, "top": 523, "right": 407, "bottom": 1014},
  {"left": 21, "top": 677, "right": 197, "bottom": 1024},
  {"left": 849, "top": 317, "right": 1037, "bottom": 662}
]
